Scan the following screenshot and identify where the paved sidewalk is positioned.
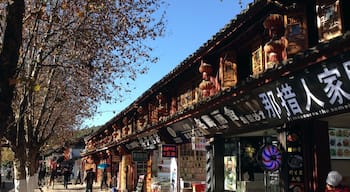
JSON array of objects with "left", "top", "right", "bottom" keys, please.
[
  {"left": 34, "top": 182, "right": 111, "bottom": 192},
  {"left": 0, "top": 177, "right": 115, "bottom": 192}
]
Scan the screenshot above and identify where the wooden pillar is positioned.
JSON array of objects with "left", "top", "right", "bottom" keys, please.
[
  {"left": 293, "top": 120, "right": 330, "bottom": 192},
  {"left": 340, "top": 0, "right": 350, "bottom": 32},
  {"left": 211, "top": 135, "right": 224, "bottom": 192},
  {"left": 305, "top": 0, "right": 318, "bottom": 46}
]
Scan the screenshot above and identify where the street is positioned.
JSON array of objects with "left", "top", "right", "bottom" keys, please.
[
  {"left": 0, "top": 176, "right": 112, "bottom": 192},
  {"left": 33, "top": 182, "right": 111, "bottom": 192}
]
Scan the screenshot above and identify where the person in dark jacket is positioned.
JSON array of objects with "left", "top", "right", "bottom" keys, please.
[
  {"left": 38, "top": 162, "right": 46, "bottom": 186},
  {"left": 62, "top": 167, "right": 71, "bottom": 189},
  {"left": 85, "top": 168, "right": 95, "bottom": 192},
  {"left": 100, "top": 168, "right": 108, "bottom": 190}
]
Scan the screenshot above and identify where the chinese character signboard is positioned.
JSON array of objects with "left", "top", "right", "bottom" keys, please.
[
  {"left": 195, "top": 55, "right": 350, "bottom": 134},
  {"left": 162, "top": 144, "right": 177, "bottom": 158},
  {"left": 254, "top": 58, "right": 350, "bottom": 123}
]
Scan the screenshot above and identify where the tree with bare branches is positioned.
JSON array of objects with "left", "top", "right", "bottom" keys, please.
[{"left": 0, "top": 0, "right": 166, "bottom": 191}]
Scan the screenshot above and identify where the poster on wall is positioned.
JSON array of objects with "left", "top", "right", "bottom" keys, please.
[
  {"left": 224, "top": 156, "right": 237, "bottom": 191},
  {"left": 329, "top": 128, "right": 350, "bottom": 159}
]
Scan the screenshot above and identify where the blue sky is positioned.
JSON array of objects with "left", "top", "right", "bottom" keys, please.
[{"left": 83, "top": 0, "right": 253, "bottom": 127}]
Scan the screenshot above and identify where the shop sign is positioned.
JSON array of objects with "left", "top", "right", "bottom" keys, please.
[
  {"left": 196, "top": 56, "right": 350, "bottom": 132},
  {"left": 167, "top": 119, "right": 207, "bottom": 143},
  {"left": 137, "top": 132, "right": 161, "bottom": 150},
  {"left": 191, "top": 137, "right": 208, "bottom": 151},
  {"left": 112, "top": 155, "right": 121, "bottom": 162},
  {"left": 286, "top": 128, "right": 304, "bottom": 191},
  {"left": 162, "top": 144, "right": 177, "bottom": 158},
  {"left": 125, "top": 141, "right": 140, "bottom": 150},
  {"left": 132, "top": 151, "right": 148, "bottom": 162},
  {"left": 255, "top": 58, "right": 350, "bottom": 121}
]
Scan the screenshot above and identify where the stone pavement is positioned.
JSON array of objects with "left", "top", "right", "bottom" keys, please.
[
  {"left": 1, "top": 181, "right": 112, "bottom": 192},
  {"left": 34, "top": 182, "right": 112, "bottom": 192},
  {"left": 0, "top": 175, "right": 115, "bottom": 192}
]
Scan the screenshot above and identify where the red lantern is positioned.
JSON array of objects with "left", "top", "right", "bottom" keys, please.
[{"left": 199, "top": 62, "right": 213, "bottom": 75}]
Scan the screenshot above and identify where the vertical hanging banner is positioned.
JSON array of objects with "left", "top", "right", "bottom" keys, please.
[{"left": 286, "top": 128, "right": 304, "bottom": 191}]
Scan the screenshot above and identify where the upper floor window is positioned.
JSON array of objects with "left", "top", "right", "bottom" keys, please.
[{"left": 317, "top": 0, "right": 342, "bottom": 41}]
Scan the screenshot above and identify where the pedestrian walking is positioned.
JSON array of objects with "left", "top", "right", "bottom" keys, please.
[
  {"left": 75, "top": 168, "right": 82, "bottom": 185},
  {"left": 85, "top": 168, "right": 95, "bottom": 192},
  {"left": 38, "top": 162, "right": 46, "bottom": 186},
  {"left": 63, "top": 166, "right": 71, "bottom": 189},
  {"left": 100, "top": 168, "right": 108, "bottom": 190},
  {"left": 48, "top": 158, "right": 57, "bottom": 189},
  {"left": 111, "top": 172, "right": 118, "bottom": 192},
  {"left": 6, "top": 165, "right": 12, "bottom": 181}
]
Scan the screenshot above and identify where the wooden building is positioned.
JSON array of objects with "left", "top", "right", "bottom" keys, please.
[{"left": 81, "top": 0, "right": 350, "bottom": 191}]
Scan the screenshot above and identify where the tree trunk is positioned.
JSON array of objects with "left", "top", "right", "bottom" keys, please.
[
  {"left": 0, "top": 1, "right": 25, "bottom": 190},
  {"left": 13, "top": 148, "right": 27, "bottom": 192},
  {"left": 27, "top": 147, "right": 40, "bottom": 191},
  {"left": 27, "top": 174, "right": 38, "bottom": 192}
]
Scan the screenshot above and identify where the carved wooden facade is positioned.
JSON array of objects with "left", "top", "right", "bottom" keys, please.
[{"left": 81, "top": 3, "right": 350, "bottom": 192}]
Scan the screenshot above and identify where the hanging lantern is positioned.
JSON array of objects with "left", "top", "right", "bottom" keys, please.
[
  {"left": 112, "top": 124, "right": 118, "bottom": 131},
  {"left": 122, "top": 117, "right": 128, "bottom": 125},
  {"left": 156, "top": 92, "right": 164, "bottom": 101},
  {"left": 199, "top": 80, "right": 213, "bottom": 90},
  {"left": 263, "top": 14, "right": 288, "bottom": 69},
  {"left": 263, "top": 14, "right": 285, "bottom": 38},
  {"left": 199, "top": 61, "right": 213, "bottom": 75},
  {"left": 137, "top": 106, "right": 144, "bottom": 114}
]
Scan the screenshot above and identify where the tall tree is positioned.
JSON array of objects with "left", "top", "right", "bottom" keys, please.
[
  {"left": 0, "top": 0, "right": 166, "bottom": 191},
  {"left": 0, "top": 0, "right": 24, "bottom": 139},
  {"left": 0, "top": 1, "right": 24, "bottom": 189}
]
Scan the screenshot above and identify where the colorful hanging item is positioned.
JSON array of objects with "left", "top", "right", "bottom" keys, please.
[{"left": 261, "top": 144, "right": 282, "bottom": 171}]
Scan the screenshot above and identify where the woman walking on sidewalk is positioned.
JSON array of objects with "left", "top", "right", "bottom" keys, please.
[{"left": 48, "top": 158, "right": 57, "bottom": 189}]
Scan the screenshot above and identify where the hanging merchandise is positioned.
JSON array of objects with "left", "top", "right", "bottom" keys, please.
[{"left": 258, "top": 145, "right": 282, "bottom": 171}]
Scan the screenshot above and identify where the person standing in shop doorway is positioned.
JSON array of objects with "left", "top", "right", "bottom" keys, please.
[{"left": 325, "top": 170, "right": 350, "bottom": 192}]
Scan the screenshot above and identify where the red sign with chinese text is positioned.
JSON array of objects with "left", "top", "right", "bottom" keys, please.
[{"left": 162, "top": 144, "right": 177, "bottom": 158}]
